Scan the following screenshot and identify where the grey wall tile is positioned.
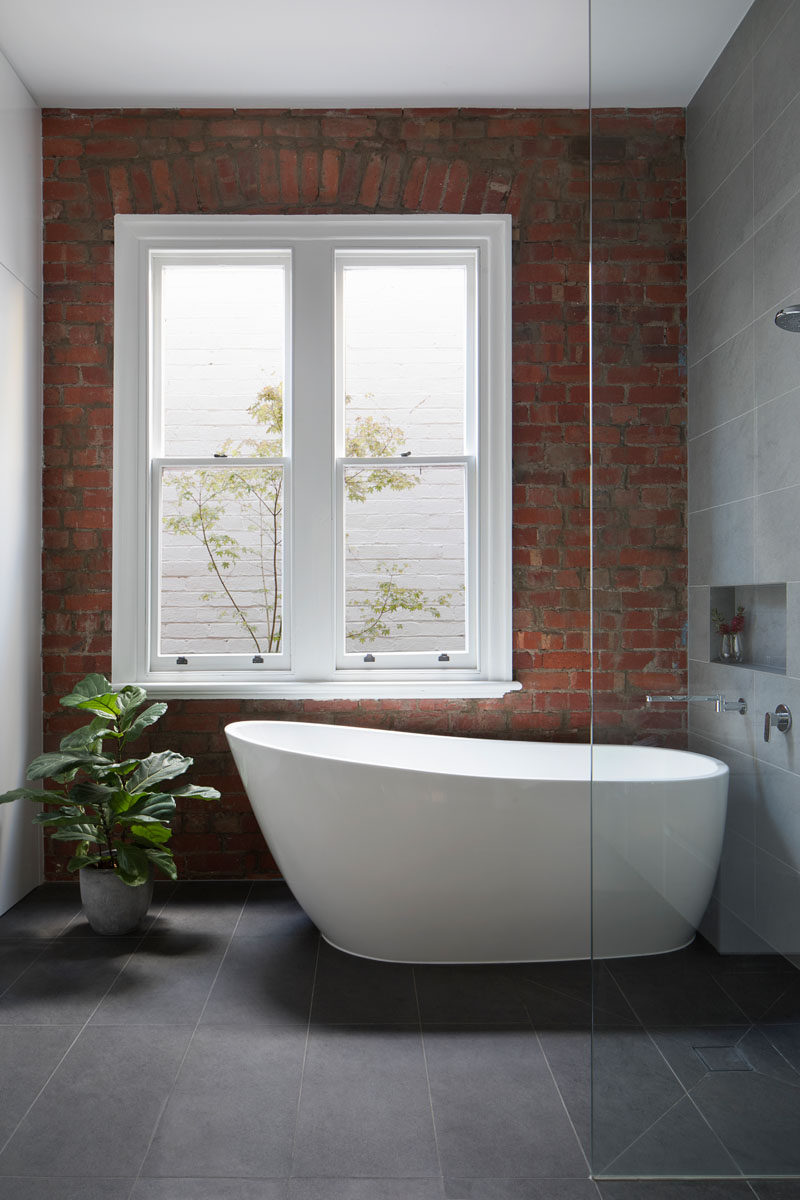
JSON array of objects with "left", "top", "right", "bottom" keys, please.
[
  {"left": 688, "top": 240, "right": 754, "bottom": 367},
  {"left": 688, "top": 19, "right": 754, "bottom": 148},
  {"left": 755, "top": 92, "right": 800, "bottom": 230},
  {"left": 0, "top": 1183, "right": 133, "bottom": 1200},
  {"left": 688, "top": 499, "right": 755, "bottom": 587},
  {"left": 688, "top": 69, "right": 753, "bottom": 218},
  {"left": 688, "top": 732, "right": 757, "bottom": 842},
  {"left": 741, "top": 0, "right": 793, "bottom": 58},
  {"left": 688, "top": 325, "right": 754, "bottom": 440},
  {"left": 754, "top": 292, "right": 800, "bottom": 406},
  {"left": 132, "top": 1182, "right": 288, "bottom": 1200},
  {"left": 755, "top": 757, "right": 800, "bottom": 872},
  {"left": 689, "top": 411, "right": 755, "bottom": 512},
  {"left": 755, "top": 191, "right": 800, "bottom": 316},
  {"left": 716, "top": 829, "right": 757, "bottom": 927},
  {"left": 754, "top": 0, "right": 800, "bottom": 138},
  {"left": 786, "top": 582, "right": 800, "bottom": 677},
  {"left": 757, "top": 392, "right": 800, "bottom": 493},
  {"left": 755, "top": 847, "right": 800, "bottom": 956},
  {"left": 689, "top": 586, "right": 711, "bottom": 661},
  {"left": 689, "top": 153, "right": 754, "bottom": 294},
  {"left": 756, "top": 484, "right": 800, "bottom": 582},
  {"left": 290, "top": 1183, "right": 442, "bottom": 1200},
  {"left": 687, "top": 660, "right": 756, "bottom": 754},
  {"left": 754, "top": 672, "right": 800, "bottom": 772}
]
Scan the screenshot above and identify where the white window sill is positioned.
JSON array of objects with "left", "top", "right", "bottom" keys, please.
[{"left": 132, "top": 680, "right": 522, "bottom": 701}]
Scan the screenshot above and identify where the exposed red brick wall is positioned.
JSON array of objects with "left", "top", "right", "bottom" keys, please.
[{"left": 41, "top": 107, "right": 686, "bottom": 879}]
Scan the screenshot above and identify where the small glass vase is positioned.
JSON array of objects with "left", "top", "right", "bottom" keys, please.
[
  {"left": 719, "top": 633, "right": 732, "bottom": 661},
  {"left": 728, "top": 632, "right": 743, "bottom": 662}
]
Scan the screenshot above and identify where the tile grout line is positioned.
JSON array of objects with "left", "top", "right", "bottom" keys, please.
[
  {"left": 287, "top": 928, "right": 322, "bottom": 1182},
  {"left": 123, "top": 880, "right": 254, "bottom": 1200},
  {"left": 532, "top": 1021, "right": 592, "bottom": 1176},
  {"left": 412, "top": 966, "right": 446, "bottom": 1195},
  {"left": 0, "top": 919, "right": 153, "bottom": 1163}
]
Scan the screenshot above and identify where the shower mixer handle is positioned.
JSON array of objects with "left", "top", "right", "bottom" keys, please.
[
  {"left": 645, "top": 693, "right": 747, "bottom": 715},
  {"left": 764, "top": 704, "right": 792, "bottom": 742}
]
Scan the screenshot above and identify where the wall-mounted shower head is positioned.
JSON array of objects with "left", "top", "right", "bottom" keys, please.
[{"left": 775, "top": 306, "right": 800, "bottom": 332}]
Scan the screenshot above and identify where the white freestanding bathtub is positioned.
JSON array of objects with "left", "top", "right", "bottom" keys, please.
[{"left": 225, "top": 721, "right": 728, "bottom": 963}]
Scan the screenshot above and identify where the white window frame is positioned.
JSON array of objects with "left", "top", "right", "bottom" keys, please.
[{"left": 113, "top": 214, "right": 518, "bottom": 699}]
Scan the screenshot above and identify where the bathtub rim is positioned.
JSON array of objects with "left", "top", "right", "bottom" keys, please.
[{"left": 224, "top": 719, "right": 729, "bottom": 786}]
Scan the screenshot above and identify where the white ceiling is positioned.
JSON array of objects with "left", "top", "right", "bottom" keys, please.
[{"left": 0, "top": 0, "right": 753, "bottom": 109}]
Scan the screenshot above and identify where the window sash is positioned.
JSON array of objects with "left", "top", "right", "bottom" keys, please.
[{"left": 112, "top": 214, "right": 513, "bottom": 695}]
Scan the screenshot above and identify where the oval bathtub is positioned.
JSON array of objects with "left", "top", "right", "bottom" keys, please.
[{"left": 225, "top": 721, "right": 728, "bottom": 964}]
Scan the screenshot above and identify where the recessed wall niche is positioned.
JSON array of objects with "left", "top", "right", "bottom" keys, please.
[{"left": 709, "top": 584, "right": 786, "bottom": 674}]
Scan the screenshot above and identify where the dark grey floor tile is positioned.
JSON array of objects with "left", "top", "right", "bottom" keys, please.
[
  {"left": 290, "top": 1182, "right": 444, "bottom": 1200},
  {"left": 753, "top": 1185, "right": 800, "bottom": 1199},
  {"left": 0, "top": 943, "right": 48, "bottom": 995},
  {"left": 757, "top": 978, "right": 800, "bottom": 1024},
  {"left": 712, "top": 971, "right": 800, "bottom": 1023},
  {"left": 131, "top": 1180, "right": 289, "bottom": 1199},
  {"left": 90, "top": 931, "right": 230, "bottom": 1025},
  {"left": 311, "top": 939, "right": 417, "bottom": 1025},
  {"left": 0, "top": 938, "right": 138, "bottom": 1024},
  {"left": 598, "top": 1183, "right": 752, "bottom": 1199},
  {"left": 692, "top": 1069, "right": 800, "bottom": 1175},
  {"left": 292, "top": 1026, "right": 439, "bottom": 1178},
  {"left": 760, "top": 1021, "right": 800, "bottom": 1071},
  {"left": 609, "top": 961, "right": 748, "bottom": 1027},
  {"left": 598, "top": 1095, "right": 739, "bottom": 1177},
  {"left": 590, "top": 1030, "right": 685, "bottom": 1172},
  {"left": 514, "top": 962, "right": 635, "bottom": 1031},
  {"left": 444, "top": 1179, "right": 597, "bottom": 1199},
  {"left": 415, "top": 965, "right": 530, "bottom": 1025},
  {"left": 651, "top": 1025, "right": 799, "bottom": 1091},
  {"left": 0, "top": 884, "right": 80, "bottom": 939},
  {"left": 0, "top": 1024, "right": 193, "bottom": 1177},
  {"left": 144, "top": 881, "right": 250, "bottom": 935},
  {"left": 235, "top": 881, "right": 313, "bottom": 938},
  {"left": 537, "top": 1030, "right": 591, "bottom": 1153},
  {"left": 142, "top": 1025, "right": 306, "bottom": 1178},
  {"left": 0, "top": 1181, "right": 134, "bottom": 1200},
  {"left": 424, "top": 1027, "right": 586, "bottom": 1179},
  {"left": 0, "top": 1025, "right": 79, "bottom": 1146},
  {"left": 201, "top": 930, "right": 318, "bottom": 1026}
]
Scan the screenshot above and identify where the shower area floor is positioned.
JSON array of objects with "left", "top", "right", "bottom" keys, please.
[{"left": 0, "top": 881, "right": 796, "bottom": 1199}]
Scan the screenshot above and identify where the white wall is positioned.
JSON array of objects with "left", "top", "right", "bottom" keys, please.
[{"left": 0, "top": 49, "right": 42, "bottom": 912}]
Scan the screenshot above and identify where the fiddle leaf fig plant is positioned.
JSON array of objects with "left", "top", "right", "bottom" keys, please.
[{"left": 0, "top": 673, "right": 220, "bottom": 886}]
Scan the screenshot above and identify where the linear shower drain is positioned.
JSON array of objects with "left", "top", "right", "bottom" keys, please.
[{"left": 693, "top": 1044, "right": 753, "bottom": 1072}]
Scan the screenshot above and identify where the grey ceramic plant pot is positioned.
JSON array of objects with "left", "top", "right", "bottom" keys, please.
[{"left": 79, "top": 866, "right": 154, "bottom": 935}]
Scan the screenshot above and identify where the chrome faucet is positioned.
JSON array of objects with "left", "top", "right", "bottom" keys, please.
[
  {"left": 645, "top": 693, "right": 747, "bottom": 715},
  {"left": 764, "top": 704, "right": 792, "bottom": 742}
]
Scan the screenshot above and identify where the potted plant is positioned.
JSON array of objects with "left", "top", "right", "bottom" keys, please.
[{"left": 0, "top": 673, "right": 220, "bottom": 934}]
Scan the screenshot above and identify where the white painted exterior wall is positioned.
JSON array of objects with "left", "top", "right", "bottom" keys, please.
[{"left": 0, "top": 50, "right": 42, "bottom": 913}]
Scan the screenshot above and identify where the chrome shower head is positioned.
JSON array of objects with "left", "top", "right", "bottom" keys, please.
[{"left": 775, "top": 305, "right": 800, "bottom": 332}]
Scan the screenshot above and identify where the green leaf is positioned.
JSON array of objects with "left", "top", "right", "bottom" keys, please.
[
  {"left": 128, "top": 751, "right": 192, "bottom": 792},
  {"left": 66, "top": 852, "right": 103, "bottom": 872},
  {"left": 0, "top": 787, "right": 58, "bottom": 806},
  {"left": 73, "top": 693, "right": 121, "bottom": 719},
  {"left": 26, "top": 751, "right": 106, "bottom": 781},
  {"left": 32, "top": 811, "right": 89, "bottom": 828},
  {"left": 113, "top": 842, "right": 151, "bottom": 886},
  {"left": 59, "top": 718, "right": 118, "bottom": 752},
  {"left": 130, "top": 822, "right": 171, "bottom": 845},
  {"left": 116, "top": 686, "right": 148, "bottom": 729},
  {"left": 126, "top": 792, "right": 176, "bottom": 821},
  {"left": 143, "top": 846, "right": 177, "bottom": 880},
  {"left": 94, "top": 759, "right": 141, "bottom": 779},
  {"left": 50, "top": 823, "right": 102, "bottom": 843},
  {"left": 122, "top": 702, "right": 168, "bottom": 743},
  {"left": 69, "top": 781, "right": 115, "bottom": 808},
  {"left": 60, "top": 673, "right": 113, "bottom": 708},
  {"left": 108, "top": 789, "right": 143, "bottom": 815},
  {"left": 172, "top": 784, "right": 221, "bottom": 801}
]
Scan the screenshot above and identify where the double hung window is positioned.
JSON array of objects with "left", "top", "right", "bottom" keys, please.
[{"left": 113, "top": 215, "right": 514, "bottom": 697}]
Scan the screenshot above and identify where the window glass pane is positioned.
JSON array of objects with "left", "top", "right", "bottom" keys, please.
[
  {"left": 343, "top": 265, "right": 467, "bottom": 457},
  {"left": 343, "top": 464, "right": 466, "bottom": 653},
  {"left": 161, "top": 263, "right": 285, "bottom": 457},
  {"left": 160, "top": 466, "right": 284, "bottom": 657}
]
